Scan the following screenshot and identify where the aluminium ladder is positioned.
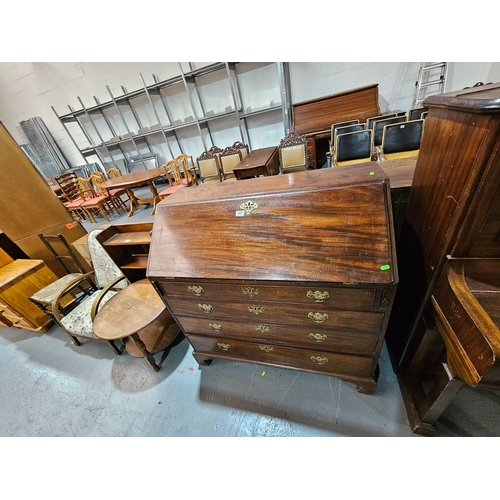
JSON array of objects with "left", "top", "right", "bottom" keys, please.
[{"left": 413, "top": 62, "right": 448, "bottom": 108}]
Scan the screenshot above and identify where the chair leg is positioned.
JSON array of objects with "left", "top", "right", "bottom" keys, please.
[{"left": 107, "top": 340, "right": 125, "bottom": 355}]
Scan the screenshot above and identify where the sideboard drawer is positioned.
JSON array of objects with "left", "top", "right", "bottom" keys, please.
[{"left": 188, "top": 333, "right": 374, "bottom": 378}]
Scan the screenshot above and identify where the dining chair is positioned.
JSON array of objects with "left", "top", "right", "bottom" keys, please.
[
  {"left": 106, "top": 167, "right": 123, "bottom": 179},
  {"left": 54, "top": 171, "right": 88, "bottom": 221},
  {"left": 159, "top": 159, "right": 189, "bottom": 199},
  {"left": 333, "top": 129, "right": 373, "bottom": 167},
  {"left": 196, "top": 151, "right": 223, "bottom": 182},
  {"left": 219, "top": 146, "right": 243, "bottom": 180},
  {"left": 89, "top": 171, "right": 128, "bottom": 214},
  {"left": 232, "top": 141, "right": 250, "bottom": 159},
  {"left": 75, "top": 177, "right": 116, "bottom": 222},
  {"left": 51, "top": 229, "right": 130, "bottom": 354},
  {"left": 174, "top": 154, "right": 198, "bottom": 186},
  {"left": 278, "top": 132, "right": 308, "bottom": 174},
  {"left": 379, "top": 119, "right": 425, "bottom": 160},
  {"left": 29, "top": 233, "right": 96, "bottom": 318}
]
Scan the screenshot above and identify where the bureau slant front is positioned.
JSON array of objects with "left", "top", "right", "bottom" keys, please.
[{"left": 147, "top": 163, "right": 398, "bottom": 393}]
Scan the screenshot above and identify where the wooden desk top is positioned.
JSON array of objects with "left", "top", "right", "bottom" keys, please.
[
  {"left": 233, "top": 147, "right": 277, "bottom": 170},
  {"left": 377, "top": 157, "right": 417, "bottom": 189},
  {"left": 93, "top": 278, "right": 166, "bottom": 340},
  {"left": 101, "top": 168, "right": 165, "bottom": 190},
  {"left": 0, "top": 259, "right": 44, "bottom": 288}
]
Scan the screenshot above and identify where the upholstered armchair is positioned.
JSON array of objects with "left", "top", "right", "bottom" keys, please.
[{"left": 51, "top": 229, "right": 129, "bottom": 355}]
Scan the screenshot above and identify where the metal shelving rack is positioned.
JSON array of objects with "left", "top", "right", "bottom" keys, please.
[{"left": 52, "top": 62, "right": 291, "bottom": 172}]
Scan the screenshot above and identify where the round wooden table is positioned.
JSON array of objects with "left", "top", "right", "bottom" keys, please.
[{"left": 93, "top": 278, "right": 181, "bottom": 371}]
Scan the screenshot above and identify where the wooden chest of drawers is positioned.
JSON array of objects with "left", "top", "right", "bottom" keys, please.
[{"left": 148, "top": 163, "right": 398, "bottom": 394}]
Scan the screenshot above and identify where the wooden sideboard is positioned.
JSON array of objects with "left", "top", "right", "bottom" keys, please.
[
  {"left": 384, "top": 82, "right": 500, "bottom": 435},
  {"left": 148, "top": 163, "right": 398, "bottom": 394},
  {"left": 292, "top": 84, "right": 380, "bottom": 169}
]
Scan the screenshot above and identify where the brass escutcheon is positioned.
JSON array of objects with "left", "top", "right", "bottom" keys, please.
[
  {"left": 309, "top": 333, "right": 327, "bottom": 342},
  {"left": 259, "top": 345, "right": 274, "bottom": 352},
  {"left": 217, "top": 343, "right": 231, "bottom": 351},
  {"left": 242, "top": 286, "right": 259, "bottom": 298},
  {"left": 307, "top": 290, "right": 330, "bottom": 303},
  {"left": 198, "top": 304, "right": 213, "bottom": 313},
  {"left": 308, "top": 312, "right": 329, "bottom": 323},
  {"left": 188, "top": 285, "right": 204, "bottom": 296},
  {"left": 248, "top": 305, "right": 264, "bottom": 315},
  {"left": 311, "top": 356, "right": 328, "bottom": 364},
  {"left": 255, "top": 325, "right": 270, "bottom": 333},
  {"left": 240, "top": 201, "right": 258, "bottom": 214},
  {"left": 209, "top": 323, "right": 223, "bottom": 331}
]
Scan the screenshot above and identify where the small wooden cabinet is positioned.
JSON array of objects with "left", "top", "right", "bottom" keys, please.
[
  {"left": 148, "top": 163, "right": 398, "bottom": 394},
  {"left": 0, "top": 258, "right": 59, "bottom": 332},
  {"left": 95, "top": 222, "right": 153, "bottom": 283}
]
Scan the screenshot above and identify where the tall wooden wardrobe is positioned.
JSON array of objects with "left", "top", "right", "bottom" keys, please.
[{"left": 0, "top": 122, "right": 88, "bottom": 278}]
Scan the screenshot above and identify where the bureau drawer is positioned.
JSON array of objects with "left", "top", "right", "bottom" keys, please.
[
  {"left": 167, "top": 297, "right": 384, "bottom": 330},
  {"left": 187, "top": 333, "right": 374, "bottom": 378},
  {"left": 157, "top": 280, "right": 378, "bottom": 309},
  {"left": 176, "top": 315, "right": 380, "bottom": 354}
]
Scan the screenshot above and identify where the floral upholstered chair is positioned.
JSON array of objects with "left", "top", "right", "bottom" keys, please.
[{"left": 51, "top": 229, "right": 129, "bottom": 354}]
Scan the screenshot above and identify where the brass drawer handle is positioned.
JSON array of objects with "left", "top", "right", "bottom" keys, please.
[
  {"left": 255, "top": 325, "right": 270, "bottom": 333},
  {"left": 242, "top": 286, "right": 259, "bottom": 298},
  {"left": 259, "top": 345, "right": 274, "bottom": 352},
  {"left": 198, "top": 304, "right": 213, "bottom": 313},
  {"left": 248, "top": 305, "right": 264, "bottom": 315},
  {"left": 217, "top": 343, "right": 231, "bottom": 351},
  {"left": 307, "top": 290, "right": 330, "bottom": 302},
  {"left": 209, "top": 323, "right": 223, "bottom": 331},
  {"left": 309, "top": 333, "right": 327, "bottom": 342},
  {"left": 188, "top": 285, "right": 204, "bottom": 296},
  {"left": 308, "top": 312, "right": 329, "bottom": 323},
  {"left": 311, "top": 356, "right": 328, "bottom": 365}
]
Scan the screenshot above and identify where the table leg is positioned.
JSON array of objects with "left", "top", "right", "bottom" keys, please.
[
  {"left": 126, "top": 188, "right": 139, "bottom": 217},
  {"left": 130, "top": 332, "right": 161, "bottom": 371},
  {"left": 148, "top": 180, "right": 162, "bottom": 215}
]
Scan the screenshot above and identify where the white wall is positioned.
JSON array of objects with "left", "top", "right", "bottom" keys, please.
[{"left": 1, "top": 61, "right": 499, "bottom": 171}]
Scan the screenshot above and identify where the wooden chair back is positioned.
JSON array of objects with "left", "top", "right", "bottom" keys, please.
[
  {"left": 278, "top": 132, "right": 308, "bottom": 174},
  {"left": 196, "top": 151, "right": 222, "bottom": 182},
  {"left": 174, "top": 154, "right": 198, "bottom": 185},
  {"left": 106, "top": 167, "right": 123, "bottom": 179},
  {"left": 219, "top": 146, "right": 243, "bottom": 179},
  {"left": 232, "top": 141, "right": 249, "bottom": 159},
  {"left": 54, "top": 172, "right": 82, "bottom": 203}
]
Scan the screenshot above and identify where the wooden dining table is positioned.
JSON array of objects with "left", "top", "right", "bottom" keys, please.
[{"left": 101, "top": 167, "right": 166, "bottom": 217}]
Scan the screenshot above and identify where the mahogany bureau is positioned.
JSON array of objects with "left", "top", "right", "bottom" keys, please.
[{"left": 147, "top": 163, "right": 398, "bottom": 394}]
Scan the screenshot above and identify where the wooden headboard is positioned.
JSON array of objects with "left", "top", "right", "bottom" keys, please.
[{"left": 292, "top": 84, "right": 380, "bottom": 135}]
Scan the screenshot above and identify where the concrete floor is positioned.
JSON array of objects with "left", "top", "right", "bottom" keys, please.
[{"left": 1, "top": 182, "right": 499, "bottom": 438}]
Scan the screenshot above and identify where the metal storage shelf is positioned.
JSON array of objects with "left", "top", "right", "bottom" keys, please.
[{"left": 52, "top": 62, "right": 291, "bottom": 172}]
